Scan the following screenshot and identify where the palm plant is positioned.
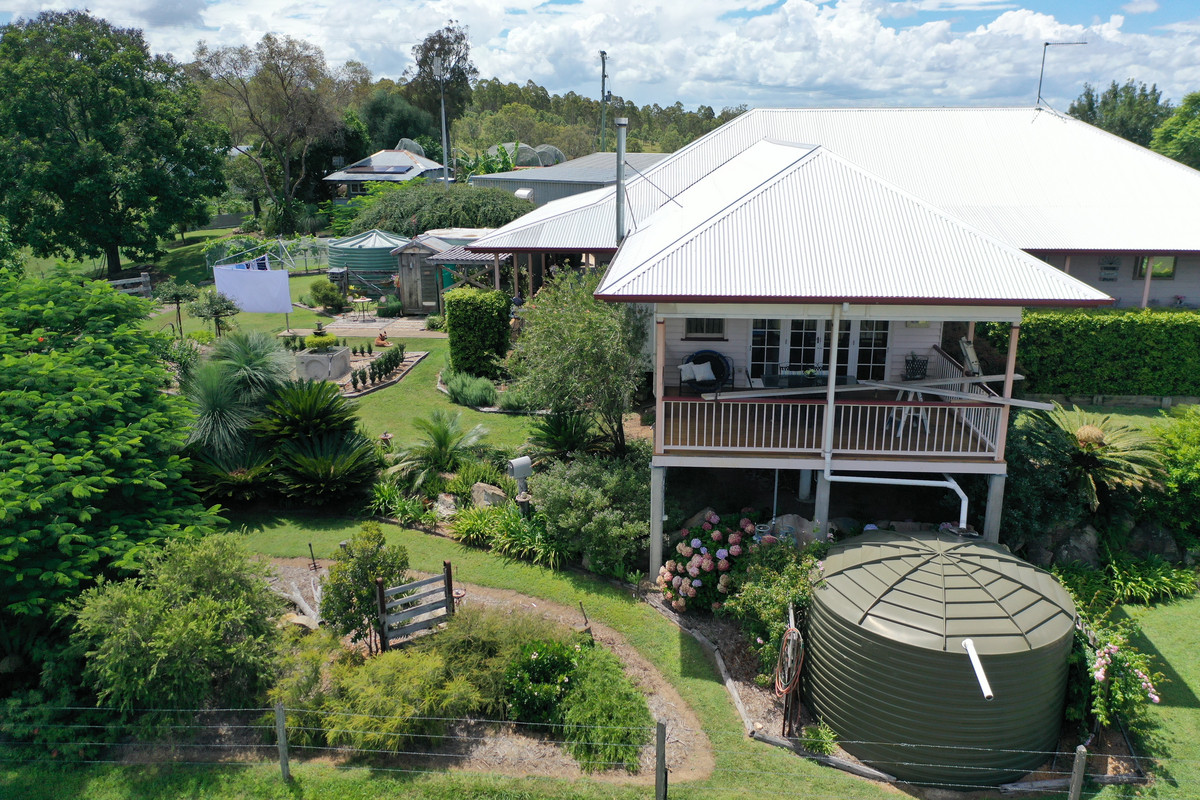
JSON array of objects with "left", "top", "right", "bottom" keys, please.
[
  {"left": 253, "top": 380, "right": 358, "bottom": 446},
  {"left": 393, "top": 410, "right": 487, "bottom": 492},
  {"left": 183, "top": 361, "right": 255, "bottom": 460},
  {"left": 191, "top": 445, "right": 276, "bottom": 503},
  {"left": 1029, "top": 404, "right": 1164, "bottom": 512},
  {"left": 523, "top": 411, "right": 604, "bottom": 463},
  {"left": 275, "top": 432, "right": 383, "bottom": 506},
  {"left": 210, "top": 331, "right": 294, "bottom": 402}
]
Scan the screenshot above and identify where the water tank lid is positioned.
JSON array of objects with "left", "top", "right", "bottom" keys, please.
[{"left": 817, "top": 532, "right": 1076, "bottom": 655}]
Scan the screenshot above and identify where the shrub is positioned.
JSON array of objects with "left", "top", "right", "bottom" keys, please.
[
  {"left": 69, "top": 534, "right": 282, "bottom": 716},
  {"left": 451, "top": 504, "right": 497, "bottom": 547},
  {"left": 444, "top": 369, "right": 498, "bottom": 407},
  {"left": 1067, "top": 611, "right": 1165, "bottom": 729},
  {"left": 377, "top": 297, "right": 405, "bottom": 317},
  {"left": 326, "top": 649, "right": 481, "bottom": 752},
  {"left": 1143, "top": 406, "right": 1200, "bottom": 540},
  {"left": 498, "top": 384, "right": 535, "bottom": 412},
  {"left": 801, "top": 722, "right": 838, "bottom": 756},
  {"left": 443, "top": 287, "right": 510, "bottom": 378},
  {"left": 425, "top": 314, "right": 445, "bottom": 331},
  {"left": 304, "top": 333, "right": 339, "bottom": 351},
  {"left": 346, "top": 181, "right": 533, "bottom": 237},
  {"left": 393, "top": 410, "right": 487, "bottom": 492},
  {"left": 308, "top": 277, "right": 344, "bottom": 312},
  {"left": 656, "top": 511, "right": 759, "bottom": 616},
  {"left": 560, "top": 646, "right": 652, "bottom": 772},
  {"left": 267, "top": 629, "right": 348, "bottom": 748},
  {"left": 1104, "top": 554, "right": 1197, "bottom": 604},
  {"left": 720, "top": 542, "right": 822, "bottom": 672},
  {"left": 488, "top": 503, "right": 567, "bottom": 568},
  {"left": 320, "top": 521, "right": 410, "bottom": 654},
  {"left": 530, "top": 445, "right": 651, "bottom": 578},
  {"left": 445, "top": 460, "right": 515, "bottom": 502},
  {"left": 981, "top": 309, "right": 1200, "bottom": 395},
  {"left": 418, "top": 606, "right": 573, "bottom": 716},
  {"left": 274, "top": 432, "right": 382, "bottom": 506},
  {"left": 503, "top": 639, "right": 584, "bottom": 728},
  {"left": 525, "top": 411, "right": 604, "bottom": 461},
  {"left": 187, "top": 329, "right": 215, "bottom": 345}
]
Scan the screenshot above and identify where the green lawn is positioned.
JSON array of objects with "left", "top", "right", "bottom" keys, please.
[{"left": 21, "top": 228, "right": 239, "bottom": 283}]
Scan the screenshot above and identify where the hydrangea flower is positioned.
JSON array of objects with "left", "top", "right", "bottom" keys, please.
[
  {"left": 672, "top": 576, "right": 682, "bottom": 588},
  {"left": 691, "top": 538, "right": 702, "bottom": 548},
  {"left": 701, "top": 559, "right": 715, "bottom": 573},
  {"left": 717, "top": 559, "right": 730, "bottom": 571},
  {"left": 729, "top": 545, "right": 742, "bottom": 557},
  {"left": 691, "top": 578, "right": 703, "bottom": 587},
  {"left": 708, "top": 513, "right": 720, "bottom": 524},
  {"left": 711, "top": 530, "right": 723, "bottom": 542},
  {"left": 700, "top": 546, "right": 709, "bottom": 556},
  {"left": 729, "top": 533, "right": 742, "bottom": 545},
  {"left": 716, "top": 548, "right": 729, "bottom": 560},
  {"left": 702, "top": 522, "right": 712, "bottom": 531}
]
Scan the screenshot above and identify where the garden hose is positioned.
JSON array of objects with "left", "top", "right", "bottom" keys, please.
[{"left": 774, "top": 626, "right": 805, "bottom": 698}]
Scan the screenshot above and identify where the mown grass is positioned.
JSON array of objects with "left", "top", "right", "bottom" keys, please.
[{"left": 22, "top": 228, "right": 240, "bottom": 283}]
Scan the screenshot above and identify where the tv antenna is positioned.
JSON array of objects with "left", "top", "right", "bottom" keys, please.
[
  {"left": 599, "top": 50, "right": 610, "bottom": 151},
  {"left": 1036, "top": 40, "right": 1087, "bottom": 106}
]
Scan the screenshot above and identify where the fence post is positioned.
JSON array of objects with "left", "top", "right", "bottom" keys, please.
[
  {"left": 443, "top": 560, "right": 455, "bottom": 618},
  {"left": 376, "top": 577, "right": 389, "bottom": 652},
  {"left": 655, "top": 720, "right": 667, "bottom": 800},
  {"left": 1068, "top": 744, "right": 1087, "bottom": 800},
  {"left": 274, "top": 702, "right": 291, "bottom": 783},
  {"left": 139, "top": 272, "right": 151, "bottom": 298}
]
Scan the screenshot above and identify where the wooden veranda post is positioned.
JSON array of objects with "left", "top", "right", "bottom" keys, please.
[
  {"left": 443, "top": 560, "right": 455, "bottom": 618},
  {"left": 375, "top": 577, "right": 389, "bottom": 652}
]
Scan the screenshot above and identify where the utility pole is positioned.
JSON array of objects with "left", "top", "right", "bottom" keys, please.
[
  {"left": 1036, "top": 40, "right": 1086, "bottom": 106},
  {"left": 433, "top": 55, "right": 451, "bottom": 190},
  {"left": 599, "top": 50, "right": 609, "bottom": 152}
]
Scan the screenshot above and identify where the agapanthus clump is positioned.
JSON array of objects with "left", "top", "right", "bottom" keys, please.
[{"left": 656, "top": 510, "right": 765, "bottom": 613}]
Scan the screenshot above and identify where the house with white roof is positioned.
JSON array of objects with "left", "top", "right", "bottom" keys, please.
[
  {"left": 324, "top": 149, "right": 448, "bottom": 200},
  {"left": 467, "top": 106, "right": 1200, "bottom": 573}
]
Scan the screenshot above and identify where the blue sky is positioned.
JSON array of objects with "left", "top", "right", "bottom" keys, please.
[{"left": 2, "top": 1, "right": 1199, "bottom": 111}]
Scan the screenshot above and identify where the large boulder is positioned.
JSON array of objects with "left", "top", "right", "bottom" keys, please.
[
  {"left": 1128, "top": 521, "right": 1183, "bottom": 564},
  {"left": 1053, "top": 525, "right": 1101, "bottom": 568},
  {"left": 681, "top": 507, "right": 717, "bottom": 531},
  {"left": 436, "top": 493, "right": 458, "bottom": 518},
  {"left": 471, "top": 482, "right": 508, "bottom": 508}
]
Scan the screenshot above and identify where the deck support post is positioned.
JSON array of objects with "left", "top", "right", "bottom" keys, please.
[
  {"left": 1141, "top": 255, "right": 1153, "bottom": 309},
  {"left": 983, "top": 474, "right": 1006, "bottom": 543},
  {"left": 814, "top": 471, "right": 831, "bottom": 528},
  {"left": 798, "top": 469, "right": 813, "bottom": 501},
  {"left": 650, "top": 466, "right": 666, "bottom": 577}
]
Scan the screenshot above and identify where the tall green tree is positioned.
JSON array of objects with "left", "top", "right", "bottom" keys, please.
[
  {"left": 0, "top": 273, "right": 217, "bottom": 666},
  {"left": 193, "top": 34, "right": 368, "bottom": 234},
  {"left": 507, "top": 270, "right": 648, "bottom": 455},
  {"left": 1067, "top": 80, "right": 1173, "bottom": 148},
  {"left": 403, "top": 22, "right": 478, "bottom": 126},
  {"left": 1152, "top": 92, "right": 1200, "bottom": 171},
  {"left": 0, "top": 12, "right": 227, "bottom": 275},
  {"left": 360, "top": 88, "right": 439, "bottom": 152}
]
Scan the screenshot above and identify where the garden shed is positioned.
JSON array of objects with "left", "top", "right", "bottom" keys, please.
[
  {"left": 804, "top": 531, "right": 1077, "bottom": 787},
  {"left": 327, "top": 229, "right": 410, "bottom": 299}
]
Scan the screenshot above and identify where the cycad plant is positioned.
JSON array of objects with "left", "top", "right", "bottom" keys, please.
[
  {"left": 275, "top": 432, "right": 382, "bottom": 506},
  {"left": 253, "top": 380, "right": 358, "bottom": 446},
  {"left": 210, "top": 331, "right": 294, "bottom": 402},
  {"left": 393, "top": 410, "right": 488, "bottom": 493},
  {"left": 190, "top": 445, "right": 276, "bottom": 503},
  {"left": 1029, "top": 404, "right": 1164, "bottom": 512},
  {"left": 524, "top": 411, "right": 604, "bottom": 464}
]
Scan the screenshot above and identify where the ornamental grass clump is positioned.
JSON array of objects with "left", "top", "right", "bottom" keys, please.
[{"left": 655, "top": 511, "right": 756, "bottom": 613}]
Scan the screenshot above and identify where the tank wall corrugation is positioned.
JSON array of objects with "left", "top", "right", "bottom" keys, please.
[
  {"left": 805, "top": 594, "right": 1071, "bottom": 786},
  {"left": 328, "top": 248, "right": 397, "bottom": 271}
]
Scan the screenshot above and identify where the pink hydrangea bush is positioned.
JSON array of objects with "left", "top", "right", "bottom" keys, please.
[{"left": 655, "top": 511, "right": 764, "bottom": 613}]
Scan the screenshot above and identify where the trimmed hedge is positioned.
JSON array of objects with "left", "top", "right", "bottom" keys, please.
[
  {"left": 984, "top": 309, "right": 1200, "bottom": 395},
  {"left": 444, "top": 287, "right": 510, "bottom": 378}
]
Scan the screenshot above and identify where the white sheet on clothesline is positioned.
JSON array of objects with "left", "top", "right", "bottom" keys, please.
[{"left": 213, "top": 265, "right": 292, "bottom": 314}]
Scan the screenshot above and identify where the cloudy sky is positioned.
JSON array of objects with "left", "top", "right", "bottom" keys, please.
[{"left": 2, "top": 0, "right": 1199, "bottom": 111}]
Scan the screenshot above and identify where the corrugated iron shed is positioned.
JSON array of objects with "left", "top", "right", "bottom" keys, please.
[
  {"left": 595, "top": 140, "right": 1111, "bottom": 306},
  {"left": 470, "top": 152, "right": 669, "bottom": 208}
]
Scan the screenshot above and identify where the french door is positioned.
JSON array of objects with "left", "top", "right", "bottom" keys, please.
[{"left": 750, "top": 319, "right": 889, "bottom": 381}]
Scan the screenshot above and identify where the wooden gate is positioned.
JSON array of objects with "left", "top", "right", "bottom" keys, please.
[{"left": 375, "top": 561, "right": 455, "bottom": 651}]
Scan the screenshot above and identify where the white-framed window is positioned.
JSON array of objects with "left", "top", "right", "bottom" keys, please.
[
  {"left": 1135, "top": 255, "right": 1176, "bottom": 280},
  {"left": 1098, "top": 255, "right": 1121, "bottom": 282},
  {"left": 751, "top": 319, "right": 889, "bottom": 380},
  {"left": 684, "top": 318, "right": 725, "bottom": 339}
]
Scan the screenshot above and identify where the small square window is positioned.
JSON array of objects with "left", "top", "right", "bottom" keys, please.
[
  {"left": 684, "top": 318, "right": 724, "bottom": 339},
  {"left": 1098, "top": 255, "right": 1121, "bottom": 282},
  {"left": 1135, "top": 256, "right": 1176, "bottom": 280}
]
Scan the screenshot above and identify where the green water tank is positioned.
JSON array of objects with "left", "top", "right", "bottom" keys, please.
[
  {"left": 327, "top": 229, "right": 410, "bottom": 272},
  {"left": 804, "top": 531, "right": 1076, "bottom": 787}
]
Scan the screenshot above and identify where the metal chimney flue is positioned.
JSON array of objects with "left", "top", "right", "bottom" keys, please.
[{"left": 615, "top": 117, "right": 628, "bottom": 244}]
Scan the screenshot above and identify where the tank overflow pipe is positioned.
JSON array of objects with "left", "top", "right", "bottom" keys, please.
[
  {"left": 961, "top": 638, "right": 994, "bottom": 700},
  {"left": 820, "top": 471, "right": 968, "bottom": 528}
]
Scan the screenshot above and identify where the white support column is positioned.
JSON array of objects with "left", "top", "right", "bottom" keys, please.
[
  {"left": 1063, "top": 254, "right": 1072, "bottom": 275},
  {"left": 493, "top": 254, "right": 500, "bottom": 290},
  {"left": 994, "top": 322, "right": 1020, "bottom": 461},
  {"left": 798, "top": 469, "right": 813, "bottom": 501},
  {"left": 654, "top": 319, "right": 666, "bottom": 455},
  {"left": 650, "top": 466, "right": 666, "bottom": 576},
  {"left": 983, "top": 474, "right": 1006, "bottom": 543},
  {"left": 1141, "top": 256, "right": 1153, "bottom": 309},
  {"left": 814, "top": 471, "right": 831, "bottom": 528}
]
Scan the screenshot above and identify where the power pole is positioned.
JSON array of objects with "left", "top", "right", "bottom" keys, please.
[
  {"left": 599, "top": 50, "right": 609, "bottom": 152},
  {"left": 433, "top": 55, "right": 451, "bottom": 189}
]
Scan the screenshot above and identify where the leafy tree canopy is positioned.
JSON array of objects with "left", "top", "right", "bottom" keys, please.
[
  {"left": 403, "top": 22, "right": 478, "bottom": 126},
  {"left": 342, "top": 181, "right": 533, "bottom": 237},
  {"left": 0, "top": 273, "right": 218, "bottom": 661},
  {"left": 0, "top": 12, "right": 227, "bottom": 274},
  {"left": 1152, "top": 91, "right": 1200, "bottom": 171},
  {"left": 1067, "top": 80, "right": 1173, "bottom": 148},
  {"left": 361, "top": 88, "right": 439, "bottom": 153},
  {"left": 507, "top": 270, "right": 648, "bottom": 455}
]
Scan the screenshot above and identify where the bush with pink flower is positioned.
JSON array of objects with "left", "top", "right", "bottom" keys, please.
[
  {"left": 1065, "top": 611, "right": 1165, "bottom": 730},
  {"left": 655, "top": 510, "right": 765, "bottom": 613}
]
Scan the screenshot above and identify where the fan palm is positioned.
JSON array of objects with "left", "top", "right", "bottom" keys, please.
[
  {"left": 183, "top": 361, "right": 255, "bottom": 460},
  {"left": 1029, "top": 404, "right": 1164, "bottom": 512},
  {"left": 210, "top": 331, "right": 294, "bottom": 402},
  {"left": 393, "top": 410, "right": 487, "bottom": 491}
]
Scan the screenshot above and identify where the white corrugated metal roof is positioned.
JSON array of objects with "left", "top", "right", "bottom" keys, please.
[
  {"left": 473, "top": 106, "right": 1200, "bottom": 255},
  {"left": 595, "top": 141, "right": 1111, "bottom": 306},
  {"left": 329, "top": 229, "right": 410, "bottom": 250},
  {"left": 324, "top": 149, "right": 444, "bottom": 183},
  {"left": 470, "top": 152, "right": 669, "bottom": 185}
]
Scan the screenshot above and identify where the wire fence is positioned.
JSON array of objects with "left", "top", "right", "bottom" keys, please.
[{"left": 0, "top": 705, "right": 1179, "bottom": 799}]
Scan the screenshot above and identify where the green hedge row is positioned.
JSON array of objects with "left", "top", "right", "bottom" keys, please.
[
  {"left": 444, "top": 287, "right": 510, "bottom": 378},
  {"left": 985, "top": 310, "right": 1200, "bottom": 395}
]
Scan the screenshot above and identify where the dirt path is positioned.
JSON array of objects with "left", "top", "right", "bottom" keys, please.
[{"left": 270, "top": 557, "right": 715, "bottom": 783}]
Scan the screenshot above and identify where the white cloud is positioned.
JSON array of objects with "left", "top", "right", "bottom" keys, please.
[
  {"left": 1122, "top": 0, "right": 1159, "bottom": 14},
  {"left": 6, "top": 1, "right": 1199, "bottom": 111}
]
